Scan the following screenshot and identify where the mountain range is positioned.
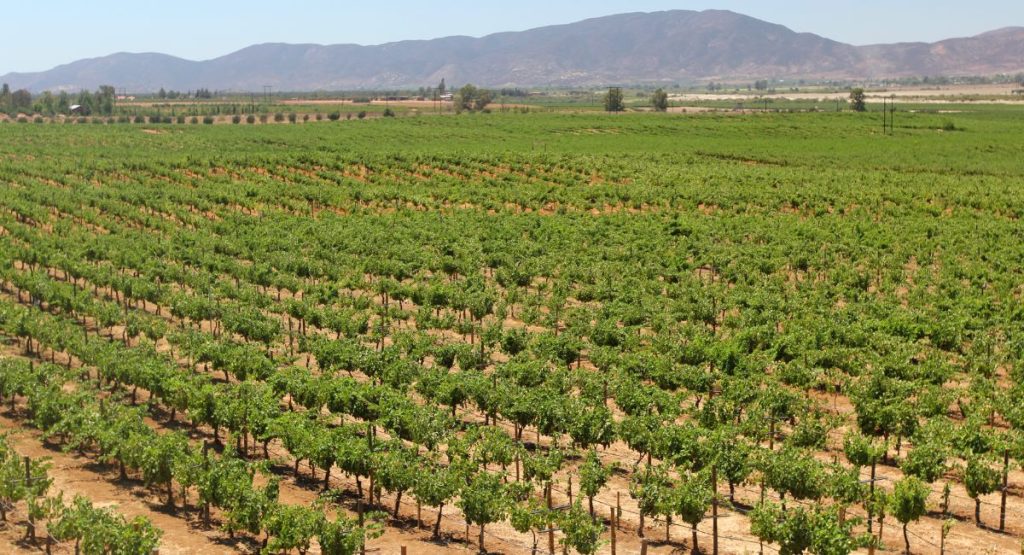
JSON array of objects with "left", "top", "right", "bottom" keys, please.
[{"left": 3, "top": 10, "right": 1023, "bottom": 93}]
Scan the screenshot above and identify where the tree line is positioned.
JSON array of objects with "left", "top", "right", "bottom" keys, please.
[
  {"left": 157, "top": 88, "right": 215, "bottom": 100},
  {"left": 0, "top": 84, "right": 116, "bottom": 117}
]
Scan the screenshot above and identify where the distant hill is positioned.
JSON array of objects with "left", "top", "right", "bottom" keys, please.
[{"left": 2, "top": 10, "right": 1022, "bottom": 92}]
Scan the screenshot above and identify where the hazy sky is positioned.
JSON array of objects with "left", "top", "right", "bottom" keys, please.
[{"left": 3, "top": 0, "right": 1021, "bottom": 74}]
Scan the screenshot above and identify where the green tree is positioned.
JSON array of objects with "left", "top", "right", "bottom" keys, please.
[
  {"left": 0, "top": 83, "right": 9, "bottom": 112},
  {"left": 901, "top": 438, "right": 948, "bottom": 483},
  {"left": 318, "top": 508, "right": 383, "bottom": 555},
  {"left": 849, "top": 88, "right": 867, "bottom": 112},
  {"left": 412, "top": 464, "right": 461, "bottom": 539},
  {"left": 604, "top": 88, "right": 625, "bottom": 112},
  {"left": 761, "top": 447, "right": 827, "bottom": 506},
  {"left": 751, "top": 502, "right": 864, "bottom": 555},
  {"left": 651, "top": 88, "right": 669, "bottom": 112},
  {"left": 375, "top": 446, "right": 419, "bottom": 517},
  {"left": 50, "top": 495, "right": 162, "bottom": 555},
  {"left": 964, "top": 455, "right": 1000, "bottom": 527},
  {"left": 578, "top": 449, "right": 616, "bottom": 516},
  {"left": 455, "top": 84, "right": 493, "bottom": 113},
  {"left": 11, "top": 89, "right": 32, "bottom": 113},
  {"left": 889, "top": 477, "right": 930, "bottom": 554},
  {"left": 95, "top": 86, "right": 116, "bottom": 115},
  {"left": 674, "top": 471, "right": 714, "bottom": 555},
  {"left": 629, "top": 464, "right": 672, "bottom": 538},
  {"left": 264, "top": 504, "right": 322, "bottom": 555},
  {"left": 510, "top": 497, "right": 551, "bottom": 554},
  {"left": 56, "top": 91, "right": 70, "bottom": 114},
  {"left": 457, "top": 471, "right": 509, "bottom": 553},
  {"left": 559, "top": 502, "right": 605, "bottom": 555},
  {"left": 843, "top": 432, "right": 887, "bottom": 537}
]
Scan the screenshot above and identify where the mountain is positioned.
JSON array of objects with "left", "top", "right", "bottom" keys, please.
[{"left": 2, "top": 10, "right": 1022, "bottom": 92}]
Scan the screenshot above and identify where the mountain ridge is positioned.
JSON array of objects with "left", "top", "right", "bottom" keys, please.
[{"left": 3, "top": 10, "right": 1022, "bottom": 92}]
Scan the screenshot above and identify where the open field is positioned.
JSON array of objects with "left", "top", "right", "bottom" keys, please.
[
  {"left": 1, "top": 108, "right": 1024, "bottom": 554},
  {"left": 671, "top": 83, "right": 1024, "bottom": 102}
]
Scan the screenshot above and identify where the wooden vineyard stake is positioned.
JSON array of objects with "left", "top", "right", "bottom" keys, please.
[{"left": 610, "top": 508, "right": 617, "bottom": 555}]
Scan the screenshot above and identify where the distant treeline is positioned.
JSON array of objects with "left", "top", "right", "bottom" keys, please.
[
  {"left": 157, "top": 88, "right": 215, "bottom": 100},
  {"left": 0, "top": 84, "right": 116, "bottom": 116}
]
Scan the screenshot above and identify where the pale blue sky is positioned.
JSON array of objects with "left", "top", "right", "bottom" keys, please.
[{"left": 4, "top": 0, "right": 1022, "bottom": 74}]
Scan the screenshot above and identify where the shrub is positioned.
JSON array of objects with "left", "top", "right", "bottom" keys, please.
[
  {"left": 232, "top": 115, "right": 241, "bottom": 124},
  {"left": 347, "top": 113, "right": 353, "bottom": 120},
  {"left": 149, "top": 115, "right": 162, "bottom": 124},
  {"left": 190, "top": 116, "right": 199, "bottom": 124},
  {"left": 383, "top": 108, "right": 395, "bottom": 118},
  {"left": 176, "top": 115, "right": 186, "bottom": 124},
  {"left": 202, "top": 116, "right": 215, "bottom": 125},
  {"left": 274, "top": 113, "right": 285, "bottom": 122},
  {"left": 259, "top": 114, "right": 268, "bottom": 124},
  {"left": 327, "top": 112, "right": 341, "bottom": 121},
  {"left": 357, "top": 111, "right": 367, "bottom": 120},
  {"left": 117, "top": 116, "right": 130, "bottom": 124},
  {"left": 34, "top": 116, "right": 44, "bottom": 124},
  {"left": 302, "top": 114, "right": 310, "bottom": 122},
  {"left": 17, "top": 116, "right": 28, "bottom": 124},
  {"left": 315, "top": 113, "right": 323, "bottom": 121},
  {"left": 77, "top": 117, "right": 88, "bottom": 124},
  {"left": 288, "top": 113, "right": 297, "bottom": 123},
  {"left": 246, "top": 114, "right": 256, "bottom": 124}
]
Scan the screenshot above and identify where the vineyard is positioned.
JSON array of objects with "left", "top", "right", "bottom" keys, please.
[{"left": 1, "top": 109, "right": 1024, "bottom": 555}]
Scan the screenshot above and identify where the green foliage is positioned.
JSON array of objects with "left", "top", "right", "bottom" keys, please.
[
  {"left": 964, "top": 455, "right": 1001, "bottom": 525},
  {"left": 455, "top": 84, "right": 494, "bottom": 113},
  {"left": 319, "top": 510, "right": 383, "bottom": 555},
  {"left": 50, "top": 495, "right": 162, "bottom": 555},
  {"left": 651, "top": 89, "right": 669, "bottom": 112},
  {"left": 558, "top": 502, "right": 605, "bottom": 555},
  {"left": 751, "top": 502, "right": 864, "bottom": 555},
  {"left": 604, "top": 87, "right": 625, "bottom": 112},
  {"left": 457, "top": 471, "right": 509, "bottom": 528},
  {"left": 673, "top": 471, "right": 714, "bottom": 535},
  {"left": 849, "top": 88, "right": 867, "bottom": 112},
  {"left": 629, "top": 464, "right": 673, "bottom": 525},
  {"left": 843, "top": 432, "right": 886, "bottom": 468},
  {"left": 139, "top": 431, "right": 189, "bottom": 505},
  {"left": 760, "top": 447, "right": 827, "bottom": 502},
  {"left": 578, "top": 449, "right": 616, "bottom": 514},
  {"left": 889, "top": 477, "right": 930, "bottom": 553},
  {"left": 901, "top": 437, "right": 949, "bottom": 483},
  {"left": 0, "top": 436, "right": 52, "bottom": 526},
  {"left": 3, "top": 106, "right": 1024, "bottom": 555},
  {"left": 264, "top": 504, "right": 322, "bottom": 554}
]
